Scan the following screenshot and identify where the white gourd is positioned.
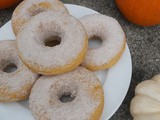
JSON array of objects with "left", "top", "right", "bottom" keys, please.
[{"left": 130, "top": 74, "right": 160, "bottom": 120}]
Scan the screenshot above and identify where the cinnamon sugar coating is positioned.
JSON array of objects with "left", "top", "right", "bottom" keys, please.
[
  {"left": 17, "top": 11, "right": 88, "bottom": 75},
  {"left": 12, "top": 0, "right": 69, "bottom": 35},
  {"left": 29, "top": 67, "right": 104, "bottom": 120},
  {"left": 80, "top": 14, "right": 126, "bottom": 70},
  {"left": 0, "top": 40, "right": 38, "bottom": 102}
]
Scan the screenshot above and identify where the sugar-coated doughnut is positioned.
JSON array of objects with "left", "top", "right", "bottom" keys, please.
[
  {"left": 0, "top": 40, "right": 38, "bottom": 102},
  {"left": 12, "top": 0, "right": 69, "bottom": 36},
  {"left": 29, "top": 66, "right": 104, "bottom": 120},
  {"left": 80, "top": 14, "right": 126, "bottom": 70},
  {"left": 17, "top": 11, "right": 88, "bottom": 75}
]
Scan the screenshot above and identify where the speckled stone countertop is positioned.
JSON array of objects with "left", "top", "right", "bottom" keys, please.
[{"left": 0, "top": 0, "right": 160, "bottom": 120}]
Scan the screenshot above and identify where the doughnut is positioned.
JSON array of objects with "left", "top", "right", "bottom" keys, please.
[
  {"left": 80, "top": 14, "right": 126, "bottom": 70},
  {"left": 29, "top": 66, "right": 104, "bottom": 120},
  {"left": 17, "top": 11, "right": 88, "bottom": 75},
  {"left": 12, "top": 0, "right": 69, "bottom": 36},
  {"left": 0, "top": 40, "right": 38, "bottom": 102}
]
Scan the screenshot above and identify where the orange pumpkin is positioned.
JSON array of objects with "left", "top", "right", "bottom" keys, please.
[
  {"left": 0, "top": 0, "right": 21, "bottom": 9},
  {"left": 116, "top": 0, "right": 160, "bottom": 26}
]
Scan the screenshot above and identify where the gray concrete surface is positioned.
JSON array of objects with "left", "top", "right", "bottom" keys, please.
[{"left": 0, "top": 0, "right": 160, "bottom": 120}]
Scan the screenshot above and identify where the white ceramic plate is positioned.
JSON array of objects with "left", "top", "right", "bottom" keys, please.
[{"left": 0, "top": 4, "right": 132, "bottom": 120}]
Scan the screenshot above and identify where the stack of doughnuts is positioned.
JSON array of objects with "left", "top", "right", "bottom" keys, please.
[{"left": 0, "top": 0, "right": 126, "bottom": 119}]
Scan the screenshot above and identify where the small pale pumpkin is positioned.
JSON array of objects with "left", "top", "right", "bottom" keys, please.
[
  {"left": 116, "top": 0, "right": 160, "bottom": 26},
  {"left": 130, "top": 74, "right": 160, "bottom": 120}
]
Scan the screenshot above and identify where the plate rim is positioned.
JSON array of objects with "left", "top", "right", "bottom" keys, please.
[{"left": 0, "top": 4, "right": 132, "bottom": 120}]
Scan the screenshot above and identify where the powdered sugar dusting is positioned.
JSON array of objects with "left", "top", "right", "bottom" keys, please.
[
  {"left": 80, "top": 14, "right": 125, "bottom": 66},
  {"left": 17, "top": 11, "right": 87, "bottom": 70},
  {"left": 12, "top": 0, "right": 68, "bottom": 34},
  {"left": 29, "top": 66, "right": 104, "bottom": 120},
  {"left": 0, "top": 40, "right": 38, "bottom": 95}
]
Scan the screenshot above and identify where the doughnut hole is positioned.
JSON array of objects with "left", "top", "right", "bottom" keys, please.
[
  {"left": 89, "top": 36, "right": 102, "bottom": 49},
  {"left": 44, "top": 36, "right": 61, "bottom": 47},
  {"left": 58, "top": 86, "right": 77, "bottom": 103},
  {"left": 3, "top": 63, "right": 18, "bottom": 73},
  {"left": 36, "top": 22, "right": 63, "bottom": 47},
  {"left": 3, "top": 64, "right": 18, "bottom": 73},
  {"left": 0, "top": 59, "right": 18, "bottom": 73},
  {"left": 59, "top": 92, "right": 76, "bottom": 103}
]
